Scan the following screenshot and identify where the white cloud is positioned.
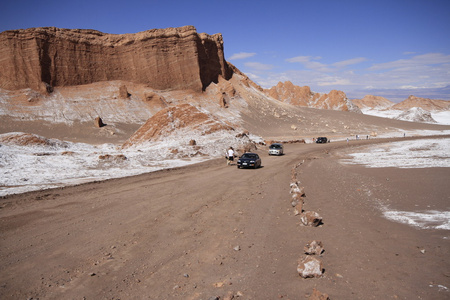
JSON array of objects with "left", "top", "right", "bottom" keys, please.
[
  {"left": 317, "top": 78, "right": 352, "bottom": 86},
  {"left": 244, "top": 62, "right": 274, "bottom": 71},
  {"left": 228, "top": 52, "right": 257, "bottom": 60},
  {"left": 369, "top": 53, "right": 450, "bottom": 71},
  {"left": 332, "top": 57, "right": 368, "bottom": 68},
  {"left": 286, "top": 56, "right": 331, "bottom": 72},
  {"left": 286, "top": 56, "right": 321, "bottom": 63}
]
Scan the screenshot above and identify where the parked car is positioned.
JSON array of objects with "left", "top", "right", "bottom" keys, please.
[
  {"left": 316, "top": 137, "right": 328, "bottom": 143},
  {"left": 237, "top": 153, "right": 262, "bottom": 169},
  {"left": 268, "top": 143, "right": 284, "bottom": 156}
]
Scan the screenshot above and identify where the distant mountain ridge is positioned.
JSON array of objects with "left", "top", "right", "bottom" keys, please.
[
  {"left": 353, "top": 94, "right": 449, "bottom": 112},
  {"left": 392, "top": 95, "right": 450, "bottom": 111}
]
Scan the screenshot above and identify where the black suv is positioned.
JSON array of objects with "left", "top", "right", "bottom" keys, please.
[{"left": 316, "top": 137, "right": 328, "bottom": 143}]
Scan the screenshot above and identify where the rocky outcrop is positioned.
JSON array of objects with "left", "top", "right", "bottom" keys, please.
[
  {"left": 122, "top": 103, "right": 234, "bottom": 148},
  {"left": 265, "top": 81, "right": 361, "bottom": 112},
  {"left": 94, "top": 116, "right": 106, "bottom": 128},
  {"left": 0, "top": 132, "right": 68, "bottom": 148},
  {"left": 352, "top": 95, "right": 394, "bottom": 109},
  {"left": 392, "top": 95, "right": 450, "bottom": 111},
  {"left": 0, "top": 26, "right": 232, "bottom": 93},
  {"left": 394, "top": 107, "right": 437, "bottom": 123}
]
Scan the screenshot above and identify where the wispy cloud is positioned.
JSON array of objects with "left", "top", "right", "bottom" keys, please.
[
  {"left": 286, "top": 56, "right": 321, "bottom": 63},
  {"left": 332, "top": 57, "right": 367, "bottom": 68},
  {"left": 228, "top": 52, "right": 256, "bottom": 60},
  {"left": 369, "top": 53, "right": 450, "bottom": 70},
  {"left": 317, "top": 77, "right": 352, "bottom": 86},
  {"left": 286, "top": 56, "right": 331, "bottom": 72}
]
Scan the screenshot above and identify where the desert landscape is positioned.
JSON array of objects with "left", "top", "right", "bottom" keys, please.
[{"left": 1, "top": 26, "right": 449, "bottom": 299}]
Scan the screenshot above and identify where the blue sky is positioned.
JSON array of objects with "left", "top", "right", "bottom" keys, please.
[{"left": 1, "top": 0, "right": 449, "bottom": 102}]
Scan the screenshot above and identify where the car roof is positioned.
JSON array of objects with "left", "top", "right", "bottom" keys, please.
[
  {"left": 270, "top": 143, "right": 282, "bottom": 146},
  {"left": 242, "top": 152, "right": 258, "bottom": 156}
]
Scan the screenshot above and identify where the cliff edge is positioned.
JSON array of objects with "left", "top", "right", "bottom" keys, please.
[{"left": 0, "top": 26, "right": 232, "bottom": 93}]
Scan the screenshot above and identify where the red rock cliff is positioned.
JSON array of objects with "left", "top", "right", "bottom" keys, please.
[{"left": 0, "top": 26, "right": 232, "bottom": 93}]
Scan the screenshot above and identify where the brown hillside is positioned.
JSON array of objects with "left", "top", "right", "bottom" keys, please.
[{"left": 352, "top": 95, "right": 394, "bottom": 109}]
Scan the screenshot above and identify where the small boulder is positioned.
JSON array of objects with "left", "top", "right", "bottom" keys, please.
[
  {"left": 119, "top": 84, "right": 130, "bottom": 98},
  {"left": 290, "top": 183, "right": 304, "bottom": 195},
  {"left": 189, "top": 139, "right": 197, "bottom": 146},
  {"left": 308, "top": 288, "right": 330, "bottom": 300},
  {"left": 94, "top": 117, "right": 106, "bottom": 128},
  {"left": 292, "top": 191, "right": 305, "bottom": 201},
  {"left": 294, "top": 202, "right": 303, "bottom": 215},
  {"left": 300, "top": 211, "right": 322, "bottom": 227},
  {"left": 304, "top": 240, "right": 324, "bottom": 255},
  {"left": 297, "top": 256, "right": 323, "bottom": 278}
]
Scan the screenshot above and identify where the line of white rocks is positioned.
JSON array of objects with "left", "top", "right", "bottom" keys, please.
[{"left": 290, "top": 161, "right": 330, "bottom": 300}]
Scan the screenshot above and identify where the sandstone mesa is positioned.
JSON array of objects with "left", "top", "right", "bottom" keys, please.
[{"left": 0, "top": 26, "right": 231, "bottom": 93}]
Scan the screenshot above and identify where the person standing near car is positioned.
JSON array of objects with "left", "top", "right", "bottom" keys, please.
[{"left": 227, "top": 147, "right": 235, "bottom": 165}]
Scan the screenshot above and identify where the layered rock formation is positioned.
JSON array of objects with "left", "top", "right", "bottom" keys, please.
[
  {"left": 265, "top": 81, "right": 361, "bottom": 112},
  {"left": 0, "top": 26, "right": 232, "bottom": 93}
]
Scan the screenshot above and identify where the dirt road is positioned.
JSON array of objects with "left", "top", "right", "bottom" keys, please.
[{"left": 1, "top": 137, "right": 449, "bottom": 299}]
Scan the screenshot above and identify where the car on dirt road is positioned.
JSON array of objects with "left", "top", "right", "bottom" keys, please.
[
  {"left": 268, "top": 143, "right": 284, "bottom": 156},
  {"left": 316, "top": 137, "right": 328, "bottom": 143},
  {"left": 237, "top": 153, "right": 262, "bottom": 169}
]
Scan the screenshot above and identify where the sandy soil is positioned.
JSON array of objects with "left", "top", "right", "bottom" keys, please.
[
  {"left": 0, "top": 115, "right": 141, "bottom": 144},
  {"left": 1, "top": 136, "right": 449, "bottom": 299}
]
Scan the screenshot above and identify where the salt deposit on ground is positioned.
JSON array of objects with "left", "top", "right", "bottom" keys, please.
[
  {"left": 362, "top": 108, "right": 450, "bottom": 125},
  {"left": 340, "top": 138, "right": 450, "bottom": 232},
  {"left": 381, "top": 209, "right": 450, "bottom": 230},
  {"left": 340, "top": 138, "right": 450, "bottom": 168},
  {"left": 0, "top": 130, "right": 262, "bottom": 196}
]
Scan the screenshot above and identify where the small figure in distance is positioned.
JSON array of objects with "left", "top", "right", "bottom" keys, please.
[{"left": 227, "top": 146, "right": 235, "bottom": 166}]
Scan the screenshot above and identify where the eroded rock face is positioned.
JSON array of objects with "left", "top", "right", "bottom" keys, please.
[
  {"left": 122, "top": 103, "right": 234, "bottom": 148},
  {"left": 0, "top": 26, "right": 232, "bottom": 93},
  {"left": 265, "top": 81, "right": 361, "bottom": 112}
]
